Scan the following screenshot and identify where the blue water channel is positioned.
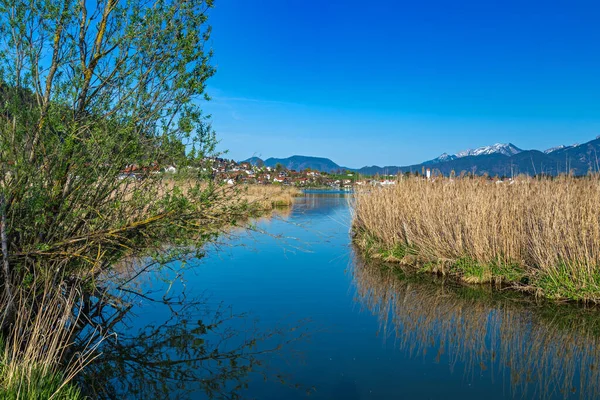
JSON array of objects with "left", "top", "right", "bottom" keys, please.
[{"left": 101, "top": 192, "right": 600, "bottom": 399}]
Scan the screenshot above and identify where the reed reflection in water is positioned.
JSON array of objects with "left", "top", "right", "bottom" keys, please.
[{"left": 351, "top": 254, "right": 600, "bottom": 399}]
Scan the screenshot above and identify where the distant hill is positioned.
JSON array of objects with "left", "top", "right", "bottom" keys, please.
[
  {"left": 244, "top": 137, "right": 600, "bottom": 177},
  {"left": 243, "top": 155, "right": 350, "bottom": 173},
  {"left": 243, "top": 156, "right": 264, "bottom": 166}
]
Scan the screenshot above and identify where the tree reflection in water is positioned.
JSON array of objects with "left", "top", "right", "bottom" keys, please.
[
  {"left": 72, "top": 259, "right": 309, "bottom": 400},
  {"left": 351, "top": 253, "right": 600, "bottom": 399}
]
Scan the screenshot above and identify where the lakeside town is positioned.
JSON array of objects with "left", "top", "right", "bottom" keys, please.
[
  {"left": 198, "top": 158, "right": 531, "bottom": 187},
  {"left": 204, "top": 158, "right": 397, "bottom": 188},
  {"left": 117, "top": 157, "right": 392, "bottom": 188}
]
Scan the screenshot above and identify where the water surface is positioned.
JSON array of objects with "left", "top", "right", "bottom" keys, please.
[{"left": 99, "top": 192, "right": 600, "bottom": 399}]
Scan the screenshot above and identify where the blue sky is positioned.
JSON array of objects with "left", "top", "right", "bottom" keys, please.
[{"left": 202, "top": 0, "right": 600, "bottom": 168}]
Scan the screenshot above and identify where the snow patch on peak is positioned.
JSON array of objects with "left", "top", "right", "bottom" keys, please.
[
  {"left": 426, "top": 143, "right": 521, "bottom": 164},
  {"left": 436, "top": 153, "right": 455, "bottom": 161},
  {"left": 544, "top": 142, "right": 582, "bottom": 154},
  {"left": 456, "top": 143, "right": 522, "bottom": 158},
  {"left": 425, "top": 152, "right": 457, "bottom": 164},
  {"left": 544, "top": 145, "right": 567, "bottom": 154}
]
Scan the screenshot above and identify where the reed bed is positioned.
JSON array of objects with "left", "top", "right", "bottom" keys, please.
[{"left": 352, "top": 176, "right": 600, "bottom": 302}]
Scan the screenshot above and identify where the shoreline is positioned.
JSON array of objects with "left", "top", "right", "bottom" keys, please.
[{"left": 351, "top": 225, "right": 600, "bottom": 305}]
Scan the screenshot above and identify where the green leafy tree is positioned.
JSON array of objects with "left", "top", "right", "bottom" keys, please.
[{"left": 0, "top": 0, "right": 262, "bottom": 382}]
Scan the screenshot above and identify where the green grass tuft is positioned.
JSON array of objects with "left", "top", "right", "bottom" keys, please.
[
  {"left": 535, "top": 263, "right": 600, "bottom": 302},
  {"left": 0, "top": 368, "right": 84, "bottom": 400}
]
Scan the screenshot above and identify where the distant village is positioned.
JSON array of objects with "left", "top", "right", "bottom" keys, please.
[
  {"left": 145, "top": 157, "right": 400, "bottom": 189},
  {"left": 208, "top": 158, "right": 369, "bottom": 189}
]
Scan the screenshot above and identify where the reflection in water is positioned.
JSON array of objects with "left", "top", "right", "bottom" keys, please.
[
  {"left": 250, "top": 205, "right": 293, "bottom": 224},
  {"left": 76, "top": 193, "right": 348, "bottom": 399},
  {"left": 351, "top": 254, "right": 600, "bottom": 399},
  {"left": 76, "top": 263, "right": 308, "bottom": 400},
  {"left": 293, "top": 192, "right": 351, "bottom": 218}
]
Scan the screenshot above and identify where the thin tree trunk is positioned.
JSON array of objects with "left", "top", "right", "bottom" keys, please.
[{"left": 1, "top": 193, "right": 14, "bottom": 325}]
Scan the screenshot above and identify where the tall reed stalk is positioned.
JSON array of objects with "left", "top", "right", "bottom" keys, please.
[{"left": 0, "top": 282, "right": 102, "bottom": 399}]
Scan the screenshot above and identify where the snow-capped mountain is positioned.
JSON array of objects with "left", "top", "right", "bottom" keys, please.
[
  {"left": 544, "top": 145, "right": 567, "bottom": 154},
  {"left": 254, "top": 136, "right": 600, "bottom": 177},
  {"left": 544, "top": 144, "right": 579, "bottom": 154},
  {"left": 355, "top": 136, "right": 600, "bottom": 176},
  {"left": 427, "top": 143, "right": 521, "bottom": 164},
  {"left": 435, "top": 153, "right": 457, "bottom": 162},
  {"left": 456, "top": 143, "right": 522, "bottom": 158}
]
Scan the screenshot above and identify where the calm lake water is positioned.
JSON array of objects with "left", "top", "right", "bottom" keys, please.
[{"left": 102, "top": 192, "right": 600, "bottom": 399}]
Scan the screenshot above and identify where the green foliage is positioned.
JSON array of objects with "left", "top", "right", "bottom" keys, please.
[
  {"left": 454, "top": 257, "right": 492, "bottom": 283},
  {"left": 489, "top": 260, "right": 527, "bottom": 283},
  {"left": 380, "top": 243, "right": 409, "bottom": 260}
]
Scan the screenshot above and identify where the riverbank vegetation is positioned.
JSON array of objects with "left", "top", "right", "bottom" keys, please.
[
  {"left": 352, "top": 175, "right": 600, "bottom": 302},
  {"left": 241, "top": 184, "right": 301, "bottom": 209},
  {"left": 156, "top": 177, "right": 301, "bottom": 211}
]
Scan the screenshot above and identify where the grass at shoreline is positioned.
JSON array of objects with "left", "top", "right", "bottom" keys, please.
[
  {"left": 239, "top": 184, "right": 301, "bottom": 210},
  {"left": 352, "top": 176, "right": 600, "bottom": 302},
  {"left": 0, "top": 363, "right": 84, "bottom": 400},
  {"left": 0, "top": 284, "right": 93, "bottom": 400},
  {"left": 353, "top": 230, "right": 529, "bottom": 285},
  {"left": 157, "top": 179, "right": 302, "bottom": 211}
]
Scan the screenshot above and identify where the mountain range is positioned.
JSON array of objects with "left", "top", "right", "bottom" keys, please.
[
  {"left": 244, "top": 136, "right": 600, "bottom": 177},
  {"left": 243, "top": 155, "right": 351, "bottom": 173}
]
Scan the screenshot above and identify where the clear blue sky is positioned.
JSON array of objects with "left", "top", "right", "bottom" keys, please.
[{"left": 202, "top": 0, "right": 600, "bottom": 168}]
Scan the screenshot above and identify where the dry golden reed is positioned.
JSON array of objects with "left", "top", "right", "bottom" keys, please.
[
  {"left": 352, "top": 175, "right": 600, "bottom": 301},
  {"left": 157, "top": 179, "right": 301, "bottom": 210},
  {"left": 1, "top": 282, "right": 102, "bottom": 399},
  {"left": 237, "top": 184, "right": 301, "bottom": 209}
]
